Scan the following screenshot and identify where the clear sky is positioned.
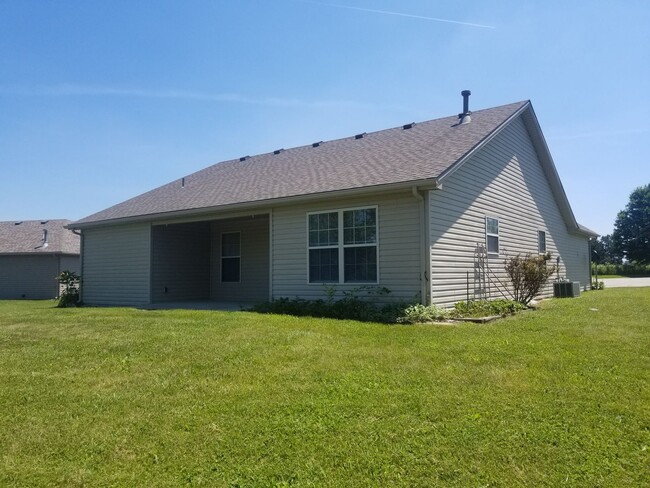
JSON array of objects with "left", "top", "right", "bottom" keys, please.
[{"left": 1, "top": 0, "right": 648, "bottom": 235}]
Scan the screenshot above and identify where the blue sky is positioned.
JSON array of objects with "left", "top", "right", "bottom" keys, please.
[{"left": 1, "top": 0, "right": 648, "bottom": 235}]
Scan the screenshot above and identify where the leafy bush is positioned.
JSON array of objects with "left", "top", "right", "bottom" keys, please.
[
  {"left": 592, "top": 281, "right": 605, "bottom": 290},
  {"left": 396, "top": 304, "right": 451, "bottom": 324},
  {"left": 252, "top": 286, "right": 408, "bottom": 323},
  {"left": 56, "top": 270, "right": 80, "bottom": 308},
  {"left": 505, "top": 254, "right": 557, "bottom": 304},
  {"left": 451, "top": 299, "right": 526, "bottom": 318}
]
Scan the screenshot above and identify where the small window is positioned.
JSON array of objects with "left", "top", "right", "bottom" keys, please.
[
  {"left": 486, "top": 217, "right": 499, "bottom": 255},
  {"left": 221, "top": 232, "right": 241, "bottom": 282},
  {"left": 538, "top": 230, "right": 547, "bottom": 253}
]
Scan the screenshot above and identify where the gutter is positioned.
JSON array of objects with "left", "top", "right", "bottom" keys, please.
[
  {"left": 68, "top": 178, "right": 440, "bottom": 229},
  {"left": 411, "top": 186, "right": 428, "bottom": 305}
]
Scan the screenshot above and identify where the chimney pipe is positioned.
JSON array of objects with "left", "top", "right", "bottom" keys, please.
[{"left": 459, "top": 90, "right": 472, "bottom": 125}]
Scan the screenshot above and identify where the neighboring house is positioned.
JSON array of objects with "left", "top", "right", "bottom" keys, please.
[
  {"left": 71, "top": 94, "right": 597, "bottom": 308},
  {"left": 0, "top": 220, "right": 80, "bottom": 299}
]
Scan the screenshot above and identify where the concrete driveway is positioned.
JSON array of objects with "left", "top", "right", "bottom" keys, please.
[{"left": 600, "top": 277, "right": 650, "bottom": 288}]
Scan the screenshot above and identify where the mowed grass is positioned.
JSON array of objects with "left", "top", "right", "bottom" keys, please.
[{"left": 0, "top": 290, "right": 648, "bottom": 487}]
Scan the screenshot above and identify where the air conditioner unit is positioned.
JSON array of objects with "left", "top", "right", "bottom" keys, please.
[{"left": 553, "top": 281, "right": 581, "bottom": 298}]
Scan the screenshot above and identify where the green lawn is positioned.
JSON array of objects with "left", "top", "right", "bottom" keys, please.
[{"left": 1, "top": 290, "right": 648, "bottom": 487}]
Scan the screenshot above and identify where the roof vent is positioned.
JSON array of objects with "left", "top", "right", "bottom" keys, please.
[
  {"left": 312, "top": 141, "right": 323, "bottom": 148},
  {"left": 181, "top": 177, "right": 185, "bottom": 188},
  {"left": 273, "top": 149, "right": 284, "bottom": 155},
  {"left": 458, "top": 90, "right": 472, "bottom": 125},
  {"left": 354, "top": 133, "right": 366, "bottom": 140},
  {"left": 14, "top": 221, "right": 22, "bottom": 225},
  {"left": 42, "top": 229, "right": 48, "bottom": 243},
  {"left": 402, "top": 122, "right": 415, "bottom": 130},
  {"left": 239, "top": 156, "right": 249, "bottom": 162},
  {"left": 40, "top": 220, "right": 49, "bottom": 224}
]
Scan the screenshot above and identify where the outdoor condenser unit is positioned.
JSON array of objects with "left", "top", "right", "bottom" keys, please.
[{"left": 553, "top": 281, "right": 581, "bottom": 298}]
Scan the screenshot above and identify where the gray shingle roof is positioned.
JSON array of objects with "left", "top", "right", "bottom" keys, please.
[
  {"left": 74, "top": 101, "right": 528, "bottom": 226},
  {"left": 0, "top": 220, "right": 80, "bottom": 255}
]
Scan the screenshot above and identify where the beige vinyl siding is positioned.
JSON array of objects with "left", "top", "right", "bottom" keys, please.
[
  {"left": 0, "top": 255, "right": 59, "bottom": 299},
  {"left": 272, "top": 192, "right": 421, "bottom": 303},
  {"left": 151, "top": 222, "right": 211, "bottom": 302},
  {"left": 429, "top": 116, "right": 590, "bottom": 306},
  {"left": 564, "top": 233, "right": 591, "bottom": 288},
  {"left": 210, "top": 215, "right": 269, "bottom": 303},
  {"left": 82, "top": 223, "right": 151, "bottom": 306}
]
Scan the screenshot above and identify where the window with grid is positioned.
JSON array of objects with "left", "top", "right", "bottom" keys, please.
[
  {"left": 486, "top": 217, "right": 499, "bottom": 255},
  {"left": 308, "top": 207, "right": 378, "bottom": 283},
  {"left": 221, "top": 232, "right": 241, "bottom": 282},
  {"left": 308, "top": 212, "right": 339, "bottom": 283}
]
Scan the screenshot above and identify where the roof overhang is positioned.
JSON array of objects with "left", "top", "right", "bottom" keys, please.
[
  {"left": 438, "top": 101, "right": 595, "bottom": 239},
  {"left": 69, "top": 178, "right": 440, "bottom": 229}
]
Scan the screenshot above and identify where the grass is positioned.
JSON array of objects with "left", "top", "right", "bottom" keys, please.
[{"left": 1, "top": 290, "right": 648, "bottom": 487}]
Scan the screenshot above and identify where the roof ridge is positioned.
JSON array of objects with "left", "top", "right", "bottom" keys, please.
[
  {"left": 202, "top": 100, "right": 530, "bottom": 169},
  {"left": 72, "top": 100, "right": 530, "bottom": 226}
]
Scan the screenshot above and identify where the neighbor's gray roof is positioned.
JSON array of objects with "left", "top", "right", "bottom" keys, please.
[
  {"left": 0, "top": 220, "right": 80, "bottom": 255},
  {"left": 74, "top": 101, "right": 529, "bottom": 226}
]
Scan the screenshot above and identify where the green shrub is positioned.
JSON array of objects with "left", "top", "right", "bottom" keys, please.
[
  {"left": 396, "top": 304, "right": 451, "bottom": 324},
  {"left": 252, "top": 286, "right": 408, "bottom": 323},
  {"left": 451, "top": 299, "right": 526, "bottom": 318},
  {"left": 56, "top": 270, "right": 80, "bottom": 308},
  {"left": 505, "top": 254, "right": 557, "bottom": 304},
  {"left": 593, "top": 262, "right": 650, "bottom": 276},
  {"left": 592, "top": 281, "right": 605, "bottom": 290}
]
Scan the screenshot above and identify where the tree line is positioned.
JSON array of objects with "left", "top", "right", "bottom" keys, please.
[{"left": 591, "top": 183, "right": 650, "bottom": 266}]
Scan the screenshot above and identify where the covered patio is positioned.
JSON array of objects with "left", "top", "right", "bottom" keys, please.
[{"left": 150, "top": 213, "right": 269, "bottom": 306}]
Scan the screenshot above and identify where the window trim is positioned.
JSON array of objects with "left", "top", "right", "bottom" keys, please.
[
  {"left": 220, "top": 231, "right": 241, "bottom": 283},
  {"left": 306, "top": 205, "right": 379, "bottom": 284},
  {"left": 538, "top": 230, "right": 547, "bottom": 254},
  {"left": 485, "top": 216, "right": 500, "bottom": 256}
]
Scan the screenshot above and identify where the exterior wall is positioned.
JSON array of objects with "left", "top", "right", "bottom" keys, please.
[
  {"left": 59, "top": 255, "right": 81, "bottom": 275},
  {"left": 271, "top": 192, "right": 421, "bottom": 303},
  {"left": 429, "top": 116, "right": 590, "bottom": 307},
  {"left": 210, "top": 215, "right": 269, "bottom": 304},
  {"left": 564, "top": 234, "right": 591, "bottom": 288},
  {"left": 0, "top": 254, "right": 59, "bottom": 299},
  {"left": 82, "top": 223, "right": 151, "bottom": 306},
  {"left": 151, "top": 222, "right": 211, "bottom": 302}
]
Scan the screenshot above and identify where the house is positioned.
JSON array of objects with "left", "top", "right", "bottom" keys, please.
[
  {"left": 70, "top": 94, "right": 597, "bottom": 308},
  {"left": 0, "top": 219, "right": 80, "bottom": 299}
]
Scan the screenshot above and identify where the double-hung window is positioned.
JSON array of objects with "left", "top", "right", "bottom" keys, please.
[
  {"left": 308, "top": 207, "right": 378, "bottom": 283},
  {"left": 308, "top": 212, "right": 339, "bottom": 283},
  {"left": 485, "top": 217, "right": 499, "bottom": 255},
  {"left": 221, "top": 232, "right": 241, "bottom": 282},
  {"left": 538, "top": 230, "right": 547, "bottom": 254}
]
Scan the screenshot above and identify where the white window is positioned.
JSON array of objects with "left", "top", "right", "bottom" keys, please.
[
  {"left": 221, "top": 232, "right": 241, "bottom": 282},
  {"left": 308, "top": 207, "right": 378, "bottom": 283},
  {"left": 308, "top": 212, "right": 339, "bottom": 283},
  {"left": 538, "top": 230, "right": 547, "bottom": 253},
  {"left": 486, "top": 217, "right": 499, "bottom": 255}
]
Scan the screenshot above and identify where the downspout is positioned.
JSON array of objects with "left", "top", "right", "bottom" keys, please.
[
  {"left": 72, "top": 229, "right": 83, "bottom": 303},
  {"left": 412, "top": 186, "right": 428, "bottom": 305},
  {"left": 588, "top": 237, "right": 594, "bottom": 290}
]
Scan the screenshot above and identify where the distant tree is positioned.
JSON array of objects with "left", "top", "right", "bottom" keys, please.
[
  {"left": 590, "top": 234, "right": 622, "bottom": 264},
  {"left": 612, "top": 183, "right": 650, "bottom": 264}
]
